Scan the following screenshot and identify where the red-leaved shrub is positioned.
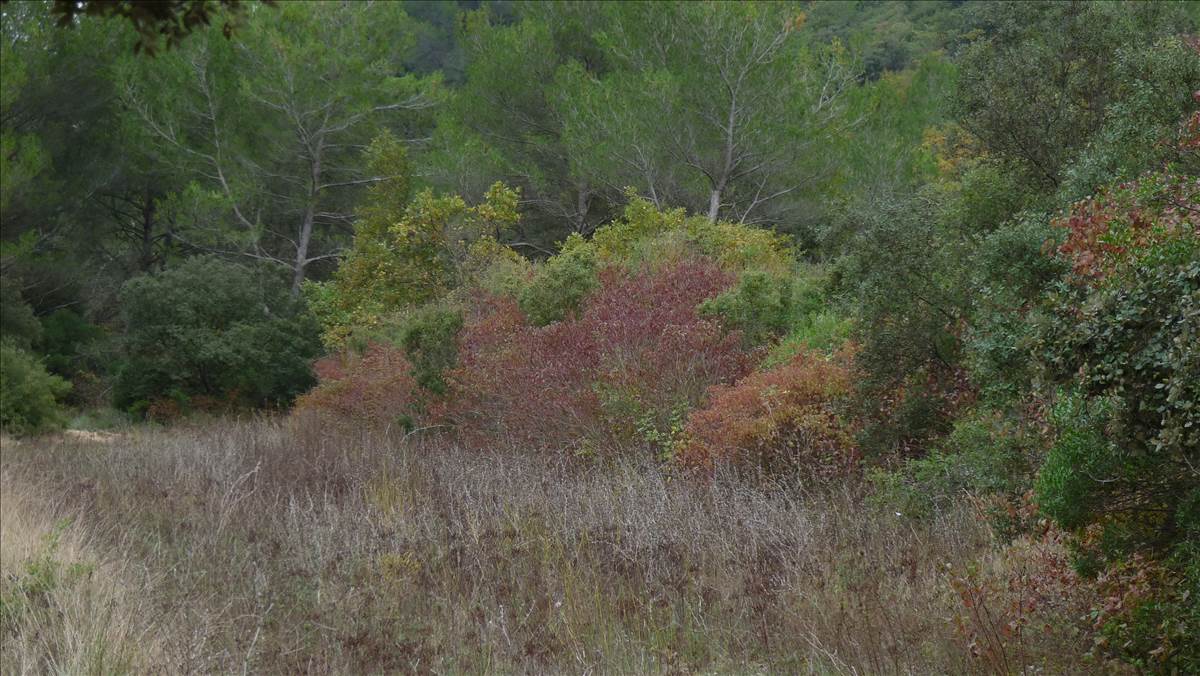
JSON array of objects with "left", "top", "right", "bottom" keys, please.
[
  {"left": 676, "top": 347, "right": 859, "bottom": 478},
  {"left": 439, "top": 295, "right": 605, "bottom": 449},
  {"left": 293, "top": 342, "right": 423, "bottom": 432},
  {"left": 439, "top": 258, "right": 750, "bottom": 453},
  {"left": 1055, "top": 169, "right": 1198, "bottom": 282}
]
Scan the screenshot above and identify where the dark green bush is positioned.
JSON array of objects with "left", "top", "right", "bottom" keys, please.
[
  {"left": 114, "top": 257, "right": 321, "bottom": 414},
  {"left": 964, "top": 214, "right": 1067, "bottom": 403},
  {"left": 955, "top": 1, "right": 1189, "bottom": 189},
  {"left": 0, "top": 280, "right": 42, "bottom": 350},
  {"left": 1033, "top": 393, "right": 1128, "bottom": 534},
  {"left": 518, "top": 235, "right": 598, "bottom": 326},
  {"left": 872, "top": 409, "right": 1038, "bottom": 520},
  {"left": 698, "top": 270, "right": 792, "bottom": 347},
  {"left": 1060, "top": 35, "right": 1200, "bottom": 201},
  {"left": 396, "top": 304, "right": 463, "bottom": 395},
  {"left": 1035, "top": 252, "right": 1199, "bottom": 559},
  {"left": 39, "top": 308, "right": 103, "bottom": 379},
  {"left": 0, "top": 341, "right": 70, "bottom": 435}
]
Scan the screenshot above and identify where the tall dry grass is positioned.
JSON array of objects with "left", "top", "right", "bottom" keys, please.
[
  {"left": 0, "top": 422, "right": 1108, "bottom": 673},
  {"left": 0, "top": 445, "right": 166, "bottom": 674}
]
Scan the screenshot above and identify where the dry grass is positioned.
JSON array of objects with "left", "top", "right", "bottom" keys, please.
[
  {"left": 0, "top": 445, "right": 165, "bottom": 674},
  {"left": 0, "top": 421, "right": 1106, "bottom": 673}
]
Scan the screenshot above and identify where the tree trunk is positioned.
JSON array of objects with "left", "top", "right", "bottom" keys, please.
[
  {"left": 291, "top": 208, "right": 313, "bottom": 296},
  {"left": 575, "top": 183, "right": 591, "bottom": 234},
  {"left": 292, "top": 143, "right": 322, "bottom": 296},
  {"left": 139, "top": 190, "right": 156, "bottom": 272},
  {"left": 707, "top": 188, "right": 722, "bottom": 222}
]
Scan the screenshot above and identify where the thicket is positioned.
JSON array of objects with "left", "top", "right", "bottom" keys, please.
[
  {"left": 114, "top": 257, "right": 321, "bottom": 418},
  {"left": 0, "top": 341, "right": 70, "bottom": 435},
  {"left": 0, "top": 283, "right": 70, "bottom": 433},
  {"left": 299, "top": 197, "right": 809, "bottom": 457}
]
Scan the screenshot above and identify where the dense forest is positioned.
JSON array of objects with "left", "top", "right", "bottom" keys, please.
[{"left": 1, "top": 0, "right": 1198, "bottom": 673}]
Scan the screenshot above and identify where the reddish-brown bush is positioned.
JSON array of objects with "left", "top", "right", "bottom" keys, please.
[
  {"left": 145, "top": 397, "right": 183, "bottom": 424},
  {"left": 676, "top": 347, "right": 859, "bottom": 478},
  {"left": 439, "top": 258, "right": 749, "bottom": 453},
  {"left": 293, "top": 342, "right": 424, "bottom": 432},
  {"left": 439, "top": 295, "right": 605, "bottom": 449},
  {"left": 1054, "top": 169, "right": 1198, "bottom": 282},
  {"left": 949, "top": 525, "right": 1098, "bottom": 675}
]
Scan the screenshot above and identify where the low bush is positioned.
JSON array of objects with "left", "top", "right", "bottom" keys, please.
[
  {"left": 870, "top": 408, "right": 1040, "bottom": 523},
  {"left": 1033, "top": 167, "right": 1199, "bottom": 562},
  {"left": 114, "top": 257, "right": 321, "bottom": 415},
  {"left": 676, "top": 347, "right": 859, "bottom": 479},
  {"left": 592, "top": 194, "right": 794, "bottom": 276},
  {"left": 441, "top": 296, "right": 603, "bottom": 450},
  {"left": 458, "top": 235, "right": 533, "bottom": 299},
  {"left": 698, "top": 270, "right": 793, "bottom": 347},
  {"left": 518, "top": 233, "right": 598, "bottom": 326},
  {"left": 309, "top": 180, "right": 520, "bottom": 347},
  {"left": 0, "top": 342, "right": 71, "bottom": 435},
  {"left": 395, "top": 305, "right": 463, "bottom": 395},
  {"left": 443, "top": 257, "right": 747, "bottom": 453},
  {"left": 761, "top": 311, "right": 854, "bottom": 367},
  {"left": 293, "top": 341, "right": 424, "bottom": 433}
]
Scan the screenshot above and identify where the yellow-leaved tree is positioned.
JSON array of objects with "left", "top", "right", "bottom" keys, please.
[{"left": 306, "top": 133, "right": 520, "bottom": 347}]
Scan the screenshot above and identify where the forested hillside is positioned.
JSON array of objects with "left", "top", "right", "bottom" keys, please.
[{"left": 1, "top": 1, "right": 1198, "bottom": 673}]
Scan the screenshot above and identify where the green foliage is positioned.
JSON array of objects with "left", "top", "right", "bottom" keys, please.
[
  {"left": 803, "top": 0, "right": 965, "bottom": 81},
  {"left": 517, "top": 194, "right": 797, "bottom": 329},
  {"left": 939, "top": 162, "right": 1030, "bottom": 233},
  {"left": 832, "top": 187, "right": 971, "bottom": 456},
  {"left": 763, "top": 311, "right": 853, "bottom": 368},
  {"left": 871, "top": 409, "right": 1037, "bottom": 519},
  {"left": 115, "top": 1, "right": 441, "bottom": 293},
  {"left": 458, "top": 236, "right": 533, "bottom": 299},
  {"left": 0, "top": 281, "right": 42, "bottom": 351},
  {"left": 698, "top": 271, "right": 793, "bottom": 347},
  {"left": 433, "top": 6, "right": 611, "bottom": 244},
  {"left": 1035, "top": 394, "right": 1152, "bottom": 556},
  {"left": 575, "top": 1, "right": 856, "bottom": 223},
  {"left": 518, "top": 234, "right": 598, "bottom": 326},
  {"left": 114, "top": 257, "right": 320, "bottom": 414},
  {"left": 955, "top": 1, "right": 1192, "bottom": 190},
  {"left": 395, "top": 305, "right": 463, "bottom": 396},
  {"left": 759, "top": 268, "right": 852, "bottom": 366},
  {"left": 311, "top": 181, "right": 520, "bottom": 346},
  {"left": 826, "top": 52, "right": 956, "bottom": 223},
  {"left": 1033, "top": 242, "right": 1199, "bottom": 559},
  {"left": 1040, "top": 229, "right": 1198, "bottom": 460},
  {"left": 1060, "top": 35, "right": 1200, "bottom": 201},
  {"left": 38, "top": 309, "right": 103, "bottom": 378},
  {"left": 963, "top": 214, "right": 1067, "bottom": 403},
  {"left": 0, "top": 341, "right": 70, "bottom": 435},
  {"left": 594, "top": 194, "right": 795, "bottom": 274}
]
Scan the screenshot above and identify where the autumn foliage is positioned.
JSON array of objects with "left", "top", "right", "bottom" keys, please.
[
  {"left": 293, "top": 342, "right": 424, "bottom": 433},
  {"left": 1054, "top": 170, "right": 1198, "bottom": 282},
  {"left": 676, "top": 347, "right": 859, "bottom": 478},
  {"left": 440, "top": 258, "right": 749, "bottom": 453}
]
